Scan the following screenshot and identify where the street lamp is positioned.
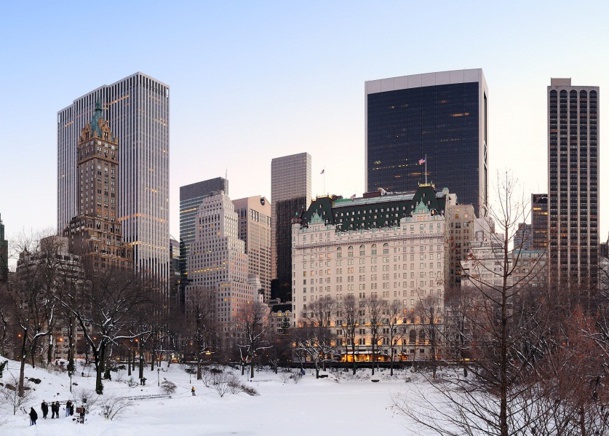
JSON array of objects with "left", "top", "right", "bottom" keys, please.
[{"left": 157, "top": 367, "right": 160, "bottom": 386}]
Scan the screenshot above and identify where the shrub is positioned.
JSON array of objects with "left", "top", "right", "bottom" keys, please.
[
  {"left": 98, "top": 394, "right": 131, "bottom": 421},
  {"left": 241, "top": 384, "right": 258, "bottom": 396},
  {"left": 160, "top": 379, "right": 177, "bottom": 395},
  {"left": 74, "top": 388, "right": 98, "bottom": 409}
]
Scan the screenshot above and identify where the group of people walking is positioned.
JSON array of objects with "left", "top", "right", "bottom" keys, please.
[{"left": 29, "top": 400, "right": 76, "bottom": 425}]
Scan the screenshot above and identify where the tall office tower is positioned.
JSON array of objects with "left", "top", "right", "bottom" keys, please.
[
  {"left": 0, "top": 214, "right": 7, "bottom": 282},
  {"left": 548, "top": 78, "right": 599, "bottom": 289},
  {"left": 270, "top": 152, "right": 311, "bottom": 293},
  {"left": 446, "top": 204, "right": 476, "bottom": 289},
  {"left": 179, "top": 177, "right": 229, "bottom": 284},
  {"left": 274, "top": 196, "right": 308, "bottom": 301},
  {"left": 169, "top": 237, "right": 181, "bottom": 307},
  {"left": 58, "top": 72, "right": 169, "bottom": 289},
  {"left": 531, "top": 194, "right": 548, "bottom": 251},
  {"left": 185, "top": 191, "right": 255, "bottom": 350},
  {"left": 232, "top": 196, "right": 272, "bottom": 301},
  {"left": 514, "top": 223, "right": 532, "bottom": 251},
  {"left": 63, "top": 103, "right": 132, "bottom": 271},
  {"left": 366, "top": 69, "right": 488, "bottom": 217}
]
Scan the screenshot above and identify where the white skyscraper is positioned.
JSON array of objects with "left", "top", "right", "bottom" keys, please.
[
  {"left": 185, "top": 191, "right": 256, "bottom": 347},
  {"left": 57, "top": 72, "right": 170, "bottom": 292}
]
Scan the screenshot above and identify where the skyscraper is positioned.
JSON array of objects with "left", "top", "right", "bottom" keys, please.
[
  {"left": 270, "top": 152, "right": 311, "bottom": 293},
  {"left": 365, "top": 69, "right": 488, "bottom": 216},
  {"left": 63, "top": 103, "right": 132, "bottom": 271},
  {"left": 548, "top": 78, "right": 599, "bottom": 289},
  {"left": 58, "top": 72, "right": 169, "bottom": 290},
  {"left": 531, "top": 194, "right": 548, "bottom": 251},
  {"left": 0, "top": 213, "right": 7, "bottom": 282},
  {"left": 179, "top": 178, "right": 229, "bottom": 269},
  {"left": 185, "top": 191, "right": 255, "bottom": 349},
  {"left": 178, "top": 177, "right": 229, "bottom": 310},
  {"left": 232, "top": 196, "right": 272, "bottom": 301}
]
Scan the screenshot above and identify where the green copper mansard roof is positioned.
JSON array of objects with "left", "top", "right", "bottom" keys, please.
[
  {"left": 89, "top": 101, "right": 104, "bottom": 137},
  {"left": 300, "top": 184, "right": 450, "bottom": 232}
]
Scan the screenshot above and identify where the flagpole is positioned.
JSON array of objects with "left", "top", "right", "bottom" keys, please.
[{"left": 424, "top": 154, "right": 428, "bottom": 185}]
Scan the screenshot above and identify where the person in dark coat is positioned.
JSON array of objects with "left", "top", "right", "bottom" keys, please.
[
  {"left": 29, "top": 407, "right": 38, "bottom": 425},
  {"left": 51, "top": 401, "right": 59, "bottom": 418},
  {"left": 65, "top": 400, "right": 72, "bottom": 417},
  {"left": 41, "top": 400, "right": 48, "bottom": 419}
]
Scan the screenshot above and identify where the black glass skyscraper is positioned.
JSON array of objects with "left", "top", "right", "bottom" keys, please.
[{"left": 366, "top": 69, "right": 488, "bottom": 216}]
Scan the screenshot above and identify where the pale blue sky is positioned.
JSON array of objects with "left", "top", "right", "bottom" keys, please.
[{"left": 1, "top": 1, "right": 608, "bottom": 255}]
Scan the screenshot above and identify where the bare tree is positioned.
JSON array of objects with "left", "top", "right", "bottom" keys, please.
[
  {"left": 185, "top": 287, "right": 217, "bottom": 379},
  {"left": 8, "top": 234, "right": 67, "bottom": 396},
  {"left": 295, "top": 296, "right": 336, "bottom": 378},
  {"left": 60, "top": 267, "right": 153, "bottom": 394},
  {"left": 235, "top": 301, "right": 271, "bottom": 379},
  {"left": 365, "top": 295, "right": 386, "bottom": 376},
  {"left": 339, "top": 294, "right": 358, "bottom": 374},
  {"left": 394, "top": 174, "right": 555, "bottom": 436},
  {"left": 414, "top": 294, "right": 443, "bottom": 378},
  {"left": 385, "top": 299, "right": 404, "bottom": 376}
]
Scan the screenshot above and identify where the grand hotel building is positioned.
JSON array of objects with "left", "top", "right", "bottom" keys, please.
[{"left": 292, "top": 185, "right": 455, "bottom": 360}]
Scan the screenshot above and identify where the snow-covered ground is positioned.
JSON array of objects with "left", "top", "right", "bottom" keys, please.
[{"left": 0, "top": 357, "right": 436, "bottom": 435}]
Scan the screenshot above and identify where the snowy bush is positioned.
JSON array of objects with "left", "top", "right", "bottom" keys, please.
[
  {"left": 74, "top": 388, "right": 99, "bottom": 409},
  {"left": 227, "top": 373, "right": 241, "bottom": 394},
  {"left": 0, "top": 360, "right": 8, "bottom": 379},
  {"left": 160, "top": 379, "right": 177, "bottom": 395},
  {"left": 201, "top": 366, "right": 224, "bottom": 387},
  {"left": 240, "top": 384, "right": 258, "bottom": 396},
  {"left": 201, "top": 369, "right": 214, "bottom": 387},
  {"left": 98, "top": 394, "right": 131, "bottom": 420},
  {"left": 113, "top": 368, "right": 126, "bottom": 382},
  {"left": 0, "top": 375, "right": 32, "bottom": 415},
  {"left": 291, "top": 372, "right": 303, "bottom": 384},
  {"left": 214, "top": 371, "right": 241, "bottom": 397}
]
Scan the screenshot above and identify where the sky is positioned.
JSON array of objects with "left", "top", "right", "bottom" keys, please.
[{"left": 1, "top": 1, "right": 609, "bottom": 260}]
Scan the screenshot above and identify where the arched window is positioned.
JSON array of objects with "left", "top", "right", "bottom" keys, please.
[
  {"left": 419, "top": 330, "right": 426, "bottom": 343},
  {"left": 409, "top": 329, "right": 416, "bottom": 344},
  {"left": 359, "top": 245, "right": 365, "bottom": 256},
  {"left": 348, "top": 246, "right": 354, "bottom": 257},
  {"left": 371, "top": 244, "right": 377, "bottom": 256},
  {"left": 383, "top": 243, "right": 389, "bottom": 254},
  {"left": 337, "top": 247, "right": 342, "bottom": 259}
]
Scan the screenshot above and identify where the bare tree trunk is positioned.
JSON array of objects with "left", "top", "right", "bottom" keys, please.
[
  {"left": 138, "top": 341, "right": 144, "bottom": 382},
  {"left": 95, "top": 344, "right": 106, "bottom": 394},
  {"left": 47, "top": 336, "right": 53, "bottom": 366},
  {"left": 18, "top": 332, "right": 28, "bottom": 397}
]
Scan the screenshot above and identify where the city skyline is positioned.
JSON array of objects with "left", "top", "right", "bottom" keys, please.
[{"left": 2, "top": 2, "right": 609, "bottom": 259}]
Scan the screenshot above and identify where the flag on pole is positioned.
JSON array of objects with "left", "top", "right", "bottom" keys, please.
[
  {"left": 418, "top": 158, "right": 426, "bottom": 165},
  {"left": 320, "top": 169, "right": 325, "bottom": 175}
]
